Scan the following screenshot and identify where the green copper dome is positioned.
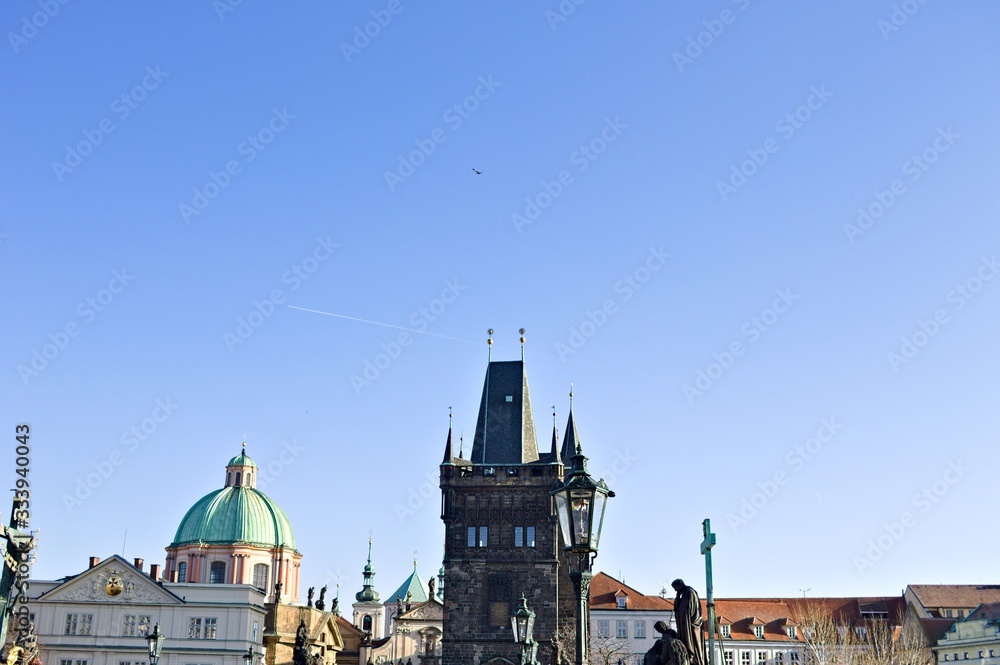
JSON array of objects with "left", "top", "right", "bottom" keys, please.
[{"left": 171, "top": 486, "right": 296, "bottom": 549}]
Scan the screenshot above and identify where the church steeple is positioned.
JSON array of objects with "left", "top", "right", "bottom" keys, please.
[{"left": 356, "top": 536, "right": 380, "bottom": 602}]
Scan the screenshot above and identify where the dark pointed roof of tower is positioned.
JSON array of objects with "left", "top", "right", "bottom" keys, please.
[
  {"left": 470, "top": 360, "right": 539, "bottom": 465},
  {"left": 442, "top": 422, "right": 454, "bottom": 464},
  {"left": 561, "top": 402, "right": 579, "bottom": 465},
  {"left": 549, "top": 416, "right": 559, "bottom": 461}
]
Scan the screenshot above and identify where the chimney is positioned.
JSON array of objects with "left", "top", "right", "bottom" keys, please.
[
  {"left": 133, "top": 557, "right": 144, "bottom": 572},
  {"left": 170, "top": 569, "right": 178, "bottom": 583},
  {"left": 89, "top": 556, "right": 100, "bottom": 568},
  {"left": 150, "top": 564, "right": 160, "bottom": 581}
]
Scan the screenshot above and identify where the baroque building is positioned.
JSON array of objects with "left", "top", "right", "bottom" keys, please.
[{"left": 439, "top": 357, "right": 584, "bottom": 665}]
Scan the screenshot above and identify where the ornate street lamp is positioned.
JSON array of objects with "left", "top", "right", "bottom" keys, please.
[
  {"left": 511, "top": 594, "right": 538, "bottom": 665},
  {"left": 242, "top": 645, "right": 260, "bottom": 665},
  {"left": 146, "top": 624, "right": 165, "bottom": 665},
  {"left": 550, "top": 442, "right": 614, "bottom": 665}
]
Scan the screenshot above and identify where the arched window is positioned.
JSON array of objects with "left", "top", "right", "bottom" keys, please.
[
  {"left": 362, "top": 615, "right": 372, "bottom": 633},
  {"left": 235, "top": 472, "right": 242, "bottom": 486},
  {"left": 177, "top": 562, "right": 187, "bottom": 583},
  {"left": 227, "top": 472, "right": 232, "bottom": 485},
  {"left": 210, "top": 561, "right": 226, "bottom": 584},
  {"left": 253, "top": 563, "right": 269, "bottom": 589}
]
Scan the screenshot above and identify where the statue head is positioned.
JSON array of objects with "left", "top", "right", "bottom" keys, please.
[
  {"left": 654, "top": 621, "right": 670, "bottom": 634},
  {"left": 671, "top": 579, "right": 685, "bottom": 592}
]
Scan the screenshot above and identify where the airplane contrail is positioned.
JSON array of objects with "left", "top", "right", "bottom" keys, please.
[
  {"left": 288, "top": 305, "right": 664, "bottom": 380},
  {"left": 287, "top": 305, "right": 482, "bottom": 345}
]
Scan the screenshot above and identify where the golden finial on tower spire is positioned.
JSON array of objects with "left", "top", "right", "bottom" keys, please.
[
  {"left": 519, "top": 328, "right": 526, "bottom": 360},
  {"left": 487, "top": 328, "right": 494, "bottom": 361}
]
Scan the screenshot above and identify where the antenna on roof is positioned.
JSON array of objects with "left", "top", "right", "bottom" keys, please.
[{"left": 800, "top": 588, "right": 811, "bottom": 597}]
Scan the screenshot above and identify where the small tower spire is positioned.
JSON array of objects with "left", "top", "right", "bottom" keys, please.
[
  {"left": 458, "top": 433, "right": 464, "bottom": 459},
  {"left": 442, "top": 407, "right": 454, "bottom": 464},
  {"left": 561, "top": 385, "right": 580, "bottom": 465},
  {"left": 549, "top": 405, "right": 559, "bottom": 460}
]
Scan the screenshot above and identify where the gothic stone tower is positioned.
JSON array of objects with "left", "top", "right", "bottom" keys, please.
[{"left": 440, "top": 359, "right": 579, "bottom": 665}]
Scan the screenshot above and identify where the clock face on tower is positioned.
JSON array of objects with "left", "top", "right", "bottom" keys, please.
[{"left": 105, "top": 573, "right": 124, "bottom": 597}]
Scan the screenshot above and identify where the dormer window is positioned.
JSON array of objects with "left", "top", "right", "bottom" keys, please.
[
  {"left": 616, "top": 596, "right": 627, "bottom": 610},
  {"left": 786, "top": 626, "right": 796, "bottom": 639},
  {"left": 721, "top": 625, "right": 731, "bottom": 639},
  {"left": 754, "top": 625, "right": 764, "bottom": 639}
]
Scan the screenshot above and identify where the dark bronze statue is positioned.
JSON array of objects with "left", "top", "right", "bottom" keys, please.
[
  {"left": 307, "top": 587, "right": 315, "bottom": 607},
  {"left": 316, "top": 585, "right": 327, "bottom": 611},
  {"left": 672, "top": 580, "right": 705, "bottom": 665},
  {"left": 645, "top": 622, "right": 690, "bottom": 665},
  {"left": 274, "top": 581, "right": 283, "bottom": 603}
]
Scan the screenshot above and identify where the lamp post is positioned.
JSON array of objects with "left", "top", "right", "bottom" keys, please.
[
  {"left": 550, "top": 442, "right": 614, "bottom": 665},
  {"left": 146, "top": 624, "right": 165, "bottom": 665},
  {"left": 511, "top": 594, "right": 538, "bottom": 665},
  {"left": 242, "top": 645, "right": 260, "bottom": 665}
]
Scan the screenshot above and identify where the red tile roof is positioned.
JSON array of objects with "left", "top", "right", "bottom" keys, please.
[
  {"left": 591, "top": 572, "right": 673, "bottom": 611},
  {"left": 908, "top": 585, "right": 1000, "bottom": 610},
  {"left": 709, "top": 597, "right": 906, "bottom": 642}
]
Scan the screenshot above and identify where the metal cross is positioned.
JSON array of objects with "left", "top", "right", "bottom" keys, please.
[{"left": 701, "top": 519, "right": 717, "bottom": 665}]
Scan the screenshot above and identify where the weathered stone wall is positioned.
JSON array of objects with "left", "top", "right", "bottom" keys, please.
[{"left": 441, "top": 463, "right": 577, "bottom": 665}]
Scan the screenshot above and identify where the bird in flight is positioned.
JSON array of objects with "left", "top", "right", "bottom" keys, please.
[{"left": 471, "top": 168, "right": 482, "bottom": 175}]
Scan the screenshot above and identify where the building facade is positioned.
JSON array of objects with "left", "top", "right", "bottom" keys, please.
[
  {"left": 588, "top": 572, "right": 674, "bottom": 665},
  {"left": 26, "top": 555, "right": 267, "bottom": 665}
]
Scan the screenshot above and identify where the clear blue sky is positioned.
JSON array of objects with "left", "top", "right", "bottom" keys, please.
[{"left": 3, "top": 1, "right": 999, "bottom": 600}]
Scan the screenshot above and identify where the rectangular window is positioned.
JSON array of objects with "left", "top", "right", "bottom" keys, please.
[
  {"left": 721, "top": 625, "right": 732, "bottom": 638},
  {"left": 253, "top": 621, "right": 259, "bottom": 642},
  {"left": 724, "top": 653, "right": 734, "bottom": 665},
  {"left": 123, "top": 615, "right": 137, "bottom": 636},
  {"left": 189, "top": 618, "right": 202, "bottom": 639},
  {"left": 479, "top": 526, "right": 488, "bottom": 547},
  {"left": 945, "top": 610, "right": 953, "bottom": 618},
  {"left": 617, "top": 597, "right": 627, "bottom": 610},
  {"left": 944, "top": 656, "right": 949, "bottom": 662},
  {"left": 789, "top": 653, "right": 800, "bottom": 664},
  {"left": 617, "top": 620, "right": 628, "bottom": 638},
  {"left": 65, "top": 613, "right": 93, "bottom": 635},
  {"left": 635, "top": 621, "right": 646, "bottom": 639},
  {"left": 467, "top": 527, "right": 476, "bottom": 547},
  {"left": 598, "top": 621, "right": 610, "bottom": 638},
  {"left": 741, "top": 652, "right": 752, "bottom": 665},
  {"left": 138, "top": 616, "right": 151, "bottom": 637},
  {"left": 758, "top": 651, "right": 768, "bottom": 664},
  {"left": 204, "top": 618, "right": 217, "bottom": 640},
  {"left": 754, "top": 625, "right": 764, "bottom": 639},
  {"left": 776, "top": 652, "right": 784, "bottom": 664},
  {"left": 514, "top": 526, "right": 535, "bottom": 547},
  {"left": 119, "top": 661, "right": 148, "bottom": 665}
]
